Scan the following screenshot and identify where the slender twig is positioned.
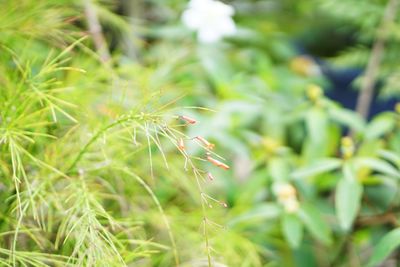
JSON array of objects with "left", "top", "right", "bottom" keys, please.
[
  {"left": 355, "top": 209, "right": 400, "bottom": 227},
  {"left": 83, "top": 0, "right": 111, "bottom": 63},
  {"left": 355, "top": 0, "right": 399, "bottom": 119},
  {"left": 66, "top": 117, "right": 131, "bottom": 173}
]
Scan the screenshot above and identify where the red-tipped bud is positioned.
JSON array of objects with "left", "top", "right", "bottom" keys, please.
[
  {"left": 206, "top": 155, "right": 230, "bottom": 170},
  {"left": 195, "top": 136, "right": 215, "bottom": 150},
  {"left": 179, "top": 115, "right": 197, "bottom": 124},
  {"left": 207, "top": 172, "right": 215, "bottom": 181}
]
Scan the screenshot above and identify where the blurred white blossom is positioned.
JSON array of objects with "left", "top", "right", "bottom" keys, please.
[
  {"left": 272, "top": 182, "right": 300, "bottom": 214},
  {"left": 182, "top": 0, "right": 237, "bottom": 43}
]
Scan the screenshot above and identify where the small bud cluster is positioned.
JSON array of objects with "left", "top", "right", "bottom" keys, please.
[
  {"left": 341, "top": 136, "right": 354, "bottom": 159},
  {"left": 272, "top": 182, "right": 300, "bottom": 213},
  {"left": 306, "top": 84, "right": 323, "bottom": 103}
]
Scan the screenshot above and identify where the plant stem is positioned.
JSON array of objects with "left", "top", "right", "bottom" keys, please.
[
  {"left": 83, "top": 0, "right": 111, "bottom": 63},
  {"left": 66, "top": 118, "right": 129, "bottom": 174},
  {"left": 355, "top": 0, "right": 399, "bottom": 119}
]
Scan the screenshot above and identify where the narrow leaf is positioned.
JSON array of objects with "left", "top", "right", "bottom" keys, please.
[
  {"left": 228, "top": 203, "right": 281, "bottom": 226},
  {"left": 282, "top": 213, "right": 303, "bottom": 248},
  {"left": 378, "top": 150, "right": 400, "bottom": 168},
  {"left": 306, "top": 108, "right": 328, "bottom": 144},
  {"left": 269, "top": 158, "right": 289, "bottom": 182},
  {"left": 292, "top": 158, "right": 342, "bottom": 179},
  {"left": 356, "top": 157, "right": 400, "bottom": 178},
  {"left": 328, "top": 106, "right": 365, "bottom": 133},
  {"left": 335, "top": 172, "right": 362, "bottom": 230},
  {"left": 368, "top": 228, "right": 400, "bottom": 267},
  {"left": 298, "top": 204, "right": 332, "bottom": 245},
  {"left": 364, "top": 114, "right": 395, "bottom": 140}
]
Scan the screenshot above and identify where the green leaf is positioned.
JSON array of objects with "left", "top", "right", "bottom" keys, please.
[
  {"left": 364, "top": 114, "right": 395, "bottom": 140},
  {"left": 282, "top": 213, "right": 303, "bottom": 248},
  {"left": 306, "top": 107, "right": 328, "bottom": 144},
  {"left": 269, "top": 157, "right": 289, "bottom": 182},
  {"left": 368, "top": 228, "right": 400, "bottom": 267},
  {"left": 378, "top": 150, "right": 400, "bottom": 168},
  {"left": 335, "top": 164, "right": 363, "bottom": 230},
  {"left": 228, "top": 203, "right": 281, "bottom": 227},
  {"left": 298, "top": 204, "right": 332, "bottom": 245},
  {"left": 328, "top": 106, "right": 365, "bottom": 133},
  {"left": 355, "top": 157, "right": 400, "bottom": 178},
  {"left": 292, "top": 158, "right": 342, "bottom": 179}
]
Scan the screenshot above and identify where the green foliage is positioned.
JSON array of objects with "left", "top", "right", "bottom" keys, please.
[
  {"left": 368, "top": 228, "right": 400, "bottom": 267},
  {"left": 1, "top": 0, "right": 400, "bottom": 266},
  {"left": 335, "top": 163, "right": 362, "bottom": 231}
]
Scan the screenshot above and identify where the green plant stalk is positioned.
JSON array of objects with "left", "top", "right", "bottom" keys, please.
[{"left": 66, "top": 117, "right": 131, "bottom": 174}]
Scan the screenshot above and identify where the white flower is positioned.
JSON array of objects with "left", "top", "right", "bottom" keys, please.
[{"left": 181, "top": 0, "right": 237, "bottom": 43}]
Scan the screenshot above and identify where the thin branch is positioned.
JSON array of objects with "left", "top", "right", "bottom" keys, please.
[
  {"left": 355, "top": 0, "right": 399, "bottom": 119},
  {"left": 355, "top": 210, "right": 400, "bottom": 227},
  {"left": 83, "top": 0, "right": 111, "bottom": 63},
  {"left": 66, "top": 118, "right": 130, "bottom": 174}
]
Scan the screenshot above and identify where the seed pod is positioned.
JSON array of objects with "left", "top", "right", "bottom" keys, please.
[
  {"left": 206, "top": 155, "right": 230, "bottom": 170},
  {"left": 179, "top": 115, "right": 197, "bottom": 124},
  {"left": 196, "top": 136, "right": 215, "bottom": 150}
]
